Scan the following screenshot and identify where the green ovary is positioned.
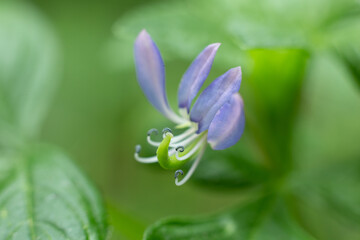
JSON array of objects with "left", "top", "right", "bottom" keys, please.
[{"left": 156, "top": 133, "right": 200, "bottom": 170}]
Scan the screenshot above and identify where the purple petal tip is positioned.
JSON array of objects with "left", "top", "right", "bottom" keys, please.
[
  {"left": 136, "top": 29, "right": 150, "bottom": 40},
  {"left": 209, "top": 42, "right": 221, "bottom": 49}
]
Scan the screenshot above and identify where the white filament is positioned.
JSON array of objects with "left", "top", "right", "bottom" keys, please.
[
  {"left": 147, "top": 127, "right": 197, "bottom": 148},
  {"left": 175, "top": 137, "right": 206, "bottom": 161},
  {"left": 171, "top": 128, "right": 196, "bottom": 143},
  {"left": 173, "top": 133, "right": 199, "bottom": 148},
  {"left": 135, "top": 147, "right": 177, "bottom": 164},
  {"left": 134, "top": 153, "right": 158, "bottom": 163},
  {"left": 147, "top": 136, "right": 162, "bottom": 147},
  {"left": 175, "top": 144, "right": 206, "bottom": 186}
]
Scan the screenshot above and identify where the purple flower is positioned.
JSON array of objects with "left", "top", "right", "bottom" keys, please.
[{"left": 134, "top": 30, "right": 245, "bottom": 186}]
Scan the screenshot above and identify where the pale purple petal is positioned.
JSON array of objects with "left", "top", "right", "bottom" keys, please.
[
  {"left": 190, "top": 67, "right": 242, "bottom": 133},
  {"left": 207, "top": 93, "right": 245, "bottom": 150},
  {"left": 134, "top": 30, "right": 181, "bottom": 123},
  {"left": 178, "top": 43, "right": 221, "bottom": 112}
]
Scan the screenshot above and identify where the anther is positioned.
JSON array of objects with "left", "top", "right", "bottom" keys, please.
[
  {"left": 176, "top": 146, "right": 184, "bottom": 152},
  {"left": 135, "top": 145, "right": 141, "bottom": 153},
  {"left": 162, "top": 127, "right": 172, "bottom": 135},
  {"left": 174, "top": 170, "right": 184, "bottom": 179},
  {"left": 147, "top": 128, "right": 158, "bottom": 136}
]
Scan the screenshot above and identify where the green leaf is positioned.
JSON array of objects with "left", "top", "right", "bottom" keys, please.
[
  {"left": 0, "top": 1, "right": 59, "bottom": 143},
  {"left": 144, "top": 197, "right": 315, "bottom": 240},
  {"left": 0, "top": 144, "right": 107, "bottom": 240}
]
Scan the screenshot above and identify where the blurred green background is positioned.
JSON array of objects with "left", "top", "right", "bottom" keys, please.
[
  {"left": 1, "top": 0, "right": 360, "bottom": 239},
  {"left": 33, "top": 0, "right": 249, "bottom": 238},
  {"left": 35, "top": 0, "right": 247, "bottom": 221}
]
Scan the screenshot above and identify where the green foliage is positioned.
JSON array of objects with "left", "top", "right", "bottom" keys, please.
[
  {"left": 293, "top": 159, "right": 360, "bottom": 240},
  {"left": 112, "top": 0, "right": 359, "bottom": 65},
  {"left": 193, "top": 143, "right": 269, "bottom": 188},
  {"left": 335, "top": 45, "right": 360, "bottom": 88},
  {"left": 2, "top": 0, "right": 359, "bottom": 239},
  {"left": 113, "top": 0, "right": 360, "bottom": 239},
  {"left": 0, "top": 144, "right": 107, "bottom": 240},
  {"left": 244, "top": 50, "right": 308, "bottom": 173},
  {"left": 107, "top": 203, "right": 146, "bottom": 240},
  {"left": 144, "top": 197, "right": 315, "bottom": 240},
  {"left": 0, "top": 1, "right": 59, "bottom": 144},
  {"left": 0, "top": 1, "right": 107, "bottom": 239}
]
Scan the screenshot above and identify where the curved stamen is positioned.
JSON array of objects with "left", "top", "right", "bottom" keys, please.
[
  {"left": 175, "top": 146, "right": 205, "bottom": 186},
  {"left": 147, "top": 137, "right": 162, "bottom": 147},
  {"left": 162, "top": 127, "right": 172, "bottom": 135},
  {"left": 176, "top": 137, "right": 206, "bottom": 161},
  {"left": 147, "top": 128, "right": 165, "bottom": 147},
  {"left": 175, "top": 146, "right": 184, "bottom": 152},
  {"left": 135, "top": 144, "right": 141, "bottom": 153},
  {"left": 147, "top": 128, "right": 158, "bottom": 136},
  {"left": 148, "top": 127, "right": 198, "bottom": 148},
  {"left": 134, "top": 145, "right": 158, "bottom": 163},
  {"left": 174, "top": 170, "right": 184, "bottom": 179},
  {"left": 162, "top": 128, "right": 173, "bottom": 139}
]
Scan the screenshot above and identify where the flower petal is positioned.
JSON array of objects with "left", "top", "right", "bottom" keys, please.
[
  {"left": 207, "top": 93, "right": 245, "bottom": 150},
  {"left": 134, "top": 30, "right": 182, "bottom": 123},
  {"left": 190, "top": 67, "right": 242, "bottom": 133},
  {"left": 178, "top": 43, "right": 221, "bottom": 111}
]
